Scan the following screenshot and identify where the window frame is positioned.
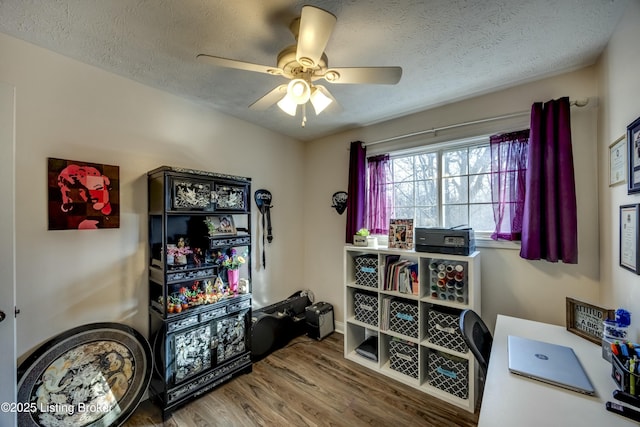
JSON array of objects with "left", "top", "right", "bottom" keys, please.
[{"left": 370, "top": 134, "right": 521, "bottom": 247}]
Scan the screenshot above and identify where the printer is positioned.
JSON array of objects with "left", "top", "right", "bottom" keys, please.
[{"left": 415, "top": 227, "right": 475, "bottom": 255}]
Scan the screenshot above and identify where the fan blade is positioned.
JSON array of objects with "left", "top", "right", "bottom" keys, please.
[
  {"left": 197, "top": 54, "right": 282, "bottom": 76},
  {"left": 321, "top": 67, "right": 402, "bottom": 85},
  {"left": 249, "top": 84, "right": 288, "bottom": 110},
  {"left": 296, "top": 6, "right": 336, "bottom": 68}
]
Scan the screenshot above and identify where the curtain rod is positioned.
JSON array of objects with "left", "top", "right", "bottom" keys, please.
[{"left": 362, "top": 98, "right": 589, "bottom": 147}]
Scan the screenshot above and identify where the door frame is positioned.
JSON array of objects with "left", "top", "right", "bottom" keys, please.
[{"left": 0, "top": 81, "right": 17, "bottom": 426}]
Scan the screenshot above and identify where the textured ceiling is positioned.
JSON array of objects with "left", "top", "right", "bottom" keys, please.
[{"left": 0, "top": 0, "right": 629, "bottom": 141}]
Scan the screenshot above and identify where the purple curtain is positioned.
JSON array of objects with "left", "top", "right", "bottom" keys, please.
[
  {"left": 490, "top": 130, "right": 529, "bottom": 240},
  {"left": 520, "top": 97, "right": 578, "bottom": 263},
  {"left": 346, "top": 141, "right": 366, "bottom": 243},
  {"left": 366, "top": 154, "right": 391, "bottom": 234}
]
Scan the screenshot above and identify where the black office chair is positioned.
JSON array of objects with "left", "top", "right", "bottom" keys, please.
[{"left": 459, "top": 309, "right": 493, "bottom": 375}]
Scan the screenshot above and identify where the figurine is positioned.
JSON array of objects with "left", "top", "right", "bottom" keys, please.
[{"left": 238, "top": 278, "right": 249, "bottom": 294}]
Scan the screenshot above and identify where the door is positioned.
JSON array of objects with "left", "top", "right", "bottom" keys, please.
[{"left": 0, "top": 81, "right": 17, "bottom": 426}]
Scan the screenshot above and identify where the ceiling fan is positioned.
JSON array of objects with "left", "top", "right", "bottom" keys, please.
[{"left": 197, "top": 5, "right": 402, "bottom": 127}]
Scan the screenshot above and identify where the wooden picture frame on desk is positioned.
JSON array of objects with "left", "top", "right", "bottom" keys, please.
[{"left": 566, "top": 297, "right": 614, "bottom": 345}]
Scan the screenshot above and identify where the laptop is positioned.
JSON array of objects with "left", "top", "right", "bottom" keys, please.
[{"left": 508, "top": 335, "right": 595, "bottom": 395}]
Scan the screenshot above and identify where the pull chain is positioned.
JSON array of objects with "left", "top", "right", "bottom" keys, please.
[{"left": 302, "top": 103, "right": 307, "bottom": 127}]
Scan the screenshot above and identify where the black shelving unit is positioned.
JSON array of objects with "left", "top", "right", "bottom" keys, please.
[{"left": 147, "top": 166, "right": 252, "bottom": 419}]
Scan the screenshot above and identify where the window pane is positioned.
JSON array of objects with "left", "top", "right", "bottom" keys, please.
[
  {"left": 443, "top": 176, "right": 468, "bottom": 204},
  {"left": 443, "top": 149, "right": 468, "bottom": 177},
  {"left": 469, "top": 203, "right": 494, "bottom": 232},
  {"left": 370, "top": 139, "right": 513, "bottom": 238},
  {"left": 470, "top": 173, "right": 491, "bottom": 203},
  {"left": 394, "top": 182, "right": 414, "bottom": 206},
  {"left": 415, "top": 153, "right": 437, "bottom": 180},
  {"left": 416, "top": 179, "right": 437, "bottom": 206},
  {"left": 392, "top": 157, "right": 413, "bottom": 181},
  {"left": 469, "top": 145, "right": 490, "bottom": 174},
  {"left": 443, "top": 204, "right": 468, "bottom": 228},
  {"left": 393, "top": 207, "right": 414, "bottom": 220},
  {"left": 416, "top": 207, "right": 438, "bottom": 228}
]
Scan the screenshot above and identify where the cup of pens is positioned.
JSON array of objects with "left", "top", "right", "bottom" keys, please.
[{"left": 611, "top": 342, "right": 640, "bottom": 396}]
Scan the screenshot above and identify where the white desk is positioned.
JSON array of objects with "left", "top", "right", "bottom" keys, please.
[{"left": 478, "top": 315, "right": 637, "bottom": 426}]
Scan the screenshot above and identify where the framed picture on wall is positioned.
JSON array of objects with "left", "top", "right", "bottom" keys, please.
[
  {"left": 47, "top": 158, "right": 120, "bottom": 230},
  {"left": 627, "top": 116, "right": 640, "bottom": 194},
  {"left": 609, "top": 134, "right": 626, "bottom": 186},
  {"left": 620, "top": 204, "right": 640, "bottom": 274}
]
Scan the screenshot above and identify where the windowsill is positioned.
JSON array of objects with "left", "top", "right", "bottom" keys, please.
[
  {"left": 372, "top": 234, "right": 521, "bottom": 251},
  {"left": 475, "top": 237, "right": 521, "bottom": 250}
]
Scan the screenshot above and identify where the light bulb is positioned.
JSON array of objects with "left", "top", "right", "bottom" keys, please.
[{"left": 286, "top": 79, "right": 311, "bottom": 105}]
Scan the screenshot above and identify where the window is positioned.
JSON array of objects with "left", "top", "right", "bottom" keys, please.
[{"left": 369, "top": 137, "right": 504, "bottom": 237}]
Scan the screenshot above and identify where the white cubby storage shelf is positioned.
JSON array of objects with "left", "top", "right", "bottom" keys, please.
[{"left": 343, "top": 245, "right": 481, "bottom": 413}]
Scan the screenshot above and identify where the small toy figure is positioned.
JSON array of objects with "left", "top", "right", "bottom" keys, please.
[
  {"left": 193, "top": 247, "right": 203, "bottom": 265},
  {"left": 214, "top": 276, "right": 225, "bottom": 294}
]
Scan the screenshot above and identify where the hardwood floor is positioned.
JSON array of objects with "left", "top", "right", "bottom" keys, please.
[{"left": 124, "top": 333, "right": 480, "bottom": 426}]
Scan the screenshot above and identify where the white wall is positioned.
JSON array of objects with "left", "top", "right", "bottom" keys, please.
[
  {"left": 0, "top": 33, "right": 306, "bottom": 359},
  {"left": 305, "top": 67, "right": 601, "bottom": 332},
  {"left": 597, "top": 1, "right": 640, "bottom": 341}
]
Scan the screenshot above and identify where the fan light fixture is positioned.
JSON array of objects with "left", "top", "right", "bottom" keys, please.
[
  {"left": 198, "top": 5, "right": 403, "bottom": 129},
  {"left": 277, "top": 78, "right": 333, "bottom": 121}
]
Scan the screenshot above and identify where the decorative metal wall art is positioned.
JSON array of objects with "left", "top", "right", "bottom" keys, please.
[
  {"left": 331, "top": 191, "right": 348, "bottom": 214},
  {"left": 254, "top": 189, "right": 273, "bottom": 268}
]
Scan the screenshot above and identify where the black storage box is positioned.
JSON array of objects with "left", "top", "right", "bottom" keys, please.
[
  {"left": 427, "top": 305, "right": 468, "bottom": 354},
  {"left": 355, "top": 255, "right": 378, "bottom": 288},
  {"left": 390, "top": 339, "right": 419, "bottom": 379},
  {"left": 354, "top": 291, "right": 378, "bottom": 326},
  {"left": 427, "top": 350, "right": 469, "bottom": 399},
  {"left": 389, "top": 299, "right": 419, "bottom": 338}
]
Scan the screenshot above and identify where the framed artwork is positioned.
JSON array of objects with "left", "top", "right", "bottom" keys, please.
[
  {"left": 205, "top": 215, "right": 237, "bottom": 236},
  {"left": 609, "top": 134, "right": 626, "bottom": 186},
  {"left": 47, "top": 158, "right": 119, "bottom": 230},
  {"left": 627, "top": 116, "right": 640, "bottom": 194},
  {"left": 17, "top": 322, "right": 152, "bottom": 427},
  {"left": 388, "top": 218, "right": 414, "bottom": 249},
  {"left": 566, "top": 297, "right": 614, "bottom": 345},
  {"left": 215, "top": 184, "right": 247, "bottom": 211},
  {"left": 620, "top": 204, "right": 640, "bottom": 274}
]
